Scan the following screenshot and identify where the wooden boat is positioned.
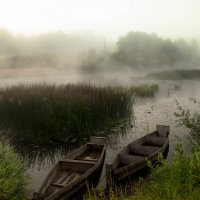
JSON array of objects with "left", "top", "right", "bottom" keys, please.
[
  {"left": 106, "top": 125, "right": 170, "bottom": 182},
  {"left": 32, "top": 136, "right": 106, "bottom": 200}
]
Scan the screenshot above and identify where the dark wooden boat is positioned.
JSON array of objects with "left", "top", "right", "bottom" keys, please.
[
  {"left": 106, "top": 125, "right": 170, "bottom": 182},
  {"left": 32, "top": 136, "right": 106, "bottom": 200}
]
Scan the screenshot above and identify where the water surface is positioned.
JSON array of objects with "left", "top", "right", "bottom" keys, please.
[{"left": 1, "top": 69, "right": 200, "bottom": 192}]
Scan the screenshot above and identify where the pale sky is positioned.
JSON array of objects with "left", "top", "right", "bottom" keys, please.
[{"left": 0, "top": 0, "right": 200, "bottom": 40}]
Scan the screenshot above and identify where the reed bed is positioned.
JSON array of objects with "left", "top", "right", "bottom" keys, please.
[
  {"left": 147, "top": 69, "right": 200, "bottom": 80},
  {"left": 0, "top": 83, "right": 158, "bottom": 145}
]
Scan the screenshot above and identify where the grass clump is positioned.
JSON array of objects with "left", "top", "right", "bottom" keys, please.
[
  {"left": 128, "top": 101, "right": 200, "bottom": 200},
  {"left": 129, "top": 84, "right": 158, "bottom": 97},
  {"left": 175, "top": 100, "right": 200, "bottom": 144},
  {"left": 0, "top": 141, "right": 29, "bottom": 200},
  {"left": 130, "top": 145, "right": 200, "bottom": 200},
  {"left": 86, "top": 100, "right": 200, "bottom": 200},
  {"left": 0, "top": 83, "right": 158, "bottom": 145},
  {"left": 147, "top": 69, "right": 200, "bottom": 80},
  {"left": 86, "top": 146, "right": 200, "bottom": 200},
  {"left": 85, "top": 184, "right": 131, "bottom": 200}
]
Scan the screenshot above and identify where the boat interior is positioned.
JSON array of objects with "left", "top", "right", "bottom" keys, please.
[
  {"left": 44, "top": 160, "right": 95, "bottom": 198},
  {"left": 117, "top": 132, "right": 167, "bottom": 168},
  {"left": 75, "top": 143, "right": 103, "bottom": 162},
  {"left": 43, "top": 143, "right": 104, "bottom": 198}
]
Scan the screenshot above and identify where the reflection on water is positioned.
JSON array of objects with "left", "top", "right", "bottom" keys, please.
[
  {"left": 12, "top": 140, "right": 84, "bottom": 192},
  {"left": 1, "top": 70, "right": 200, "bottom": 192},
  {"left": 28, "top": 80, "right": 200, "bottom": 191},
  {"left": 16, "top": 143, "right": 80, "bottom": 169},
  {"left": 106, "top": 80, "right": 200, "bottom": 164}
]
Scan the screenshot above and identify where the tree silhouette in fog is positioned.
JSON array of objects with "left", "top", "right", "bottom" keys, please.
[{"left": 112, "top": 32, "right": 200, "bottom": 68}]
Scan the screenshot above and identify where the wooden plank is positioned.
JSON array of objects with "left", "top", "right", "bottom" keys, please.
[
  {"left": 119, "top": 152, "right": 145, "bottom": 165},
  {"left": 61, "top": 159, "right": 97, "bottom": 165},
  {"left": 76, "top": 148, "right": 102, "bottom": 162},
  {"left": 50, "top": 183, "right": 65, "bottom": 188},
  {"left": 106, "top": 125, "right": 170, "bottom": 183},
  {"left": 64, "top": 144, "right": 88, "bottom": 160},
  {"left": 130, "top": 144, "right": 160, "bottom": 156},
  {"left": 32, "top": 136, "right": 106, "bottom": 200},
  {"left": 56, "top": 172, "right": 71, "bottom": 185}
]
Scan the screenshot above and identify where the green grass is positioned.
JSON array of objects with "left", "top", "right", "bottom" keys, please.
[
  {"left": 129, "top": 84, "right": 158, "bottom": 97},
  {"left": 175, "top": 100, "right": 200, "bottom": 145},
  {"left": 86, "top": 100, "right": 200, "bottom": 200},
  {"left": 129, "top": 145, "right": 200, "bottom": 200},
  {"left": 0, "top": 141, "right": 29, "bottom": 200},
  {"left": 0, "top": 83, "right": 158, "bottom": 145},
  {"left": 86, "top": 145, "right": 200, "bottom": 200},
  {"left": 147, "top": 69, "right": 200, "bottom": 80}
]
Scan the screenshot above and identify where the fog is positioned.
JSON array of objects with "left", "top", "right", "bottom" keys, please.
[
  {"left": 1, "top": 0, "right": 200, "bottom": 40},
  {"left": 0, "top": 28, "right": 115, "bottom": 68},
  {"left": 0, "top": 29, "right": 200, "bottom": 71},
  {"left": 1, "top": 0, "right": 200, "bottom": 83}
]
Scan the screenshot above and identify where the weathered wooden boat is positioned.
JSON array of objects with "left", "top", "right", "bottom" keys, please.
[
  {"left": 106, "top": 125, "right": 170, "bottom": 182},
  {"left": 32, "top": 136, "right": 106, "bottom": 200}
]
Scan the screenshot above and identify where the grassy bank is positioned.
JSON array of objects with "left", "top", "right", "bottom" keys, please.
[
  {"left": 175, "top": 100, "right": 200, "bottom": 144},
  {"left": 0, "top": 141, "right": 29, "bottom": 200},
  {"left": 147, "top": 69, "right": 200, "bottom": 80},
  {"left": 129, "top": 146, "right": 200, "bottom": 200},
  {"left": 86, "top": 102, "right": 200, "bottom": 200},
  {"left": 0, "top": 83, "right": 158, "bottom": 145},
  {"left": 129, "top": 101, "right": 200, "bottom": 200},
  {"left": 86, "top": 145, "right": 200, "bottom": 200}
]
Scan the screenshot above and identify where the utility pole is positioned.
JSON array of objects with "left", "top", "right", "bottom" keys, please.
[{"left": 104, "top": 37, "right": 107, "bottom": 60}]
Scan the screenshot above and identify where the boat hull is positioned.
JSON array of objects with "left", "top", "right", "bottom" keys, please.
[
  {"left": 33, "top": 136, "right": 106, "bottom": 200},
  {"left": 106, "top": 125, "right": 170, "bottom": 183}
]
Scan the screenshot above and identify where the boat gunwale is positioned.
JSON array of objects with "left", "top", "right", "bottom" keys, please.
[
  {"left": 113, "top": 137, "right": 169, "bottom": 175},
  {"left": 33, "top": 136, "right": 106, "bottom": 200},
  {"left": 106, "top": 125, "right": 170, "bottom": 180}
]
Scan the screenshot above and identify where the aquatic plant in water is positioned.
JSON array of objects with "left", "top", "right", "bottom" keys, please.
[
  {"left": 0, "top": 83, "right": 158, "bottom": 145},
  {"left": 175, "top": 100, "right": 200, "bottom": 145}
]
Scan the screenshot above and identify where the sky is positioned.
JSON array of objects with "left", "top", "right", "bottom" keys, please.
[{"left": 0, "top": 0, "right": 200, "bottom": 40}]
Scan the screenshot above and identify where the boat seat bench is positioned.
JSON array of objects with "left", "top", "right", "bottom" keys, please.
[
  {"left": 51, "top": 183, "right": 65, "bottom": 187},
  {"left": 119, "top": 152, "right": 145, "bottom": 165},
  {"left": 60, "top": 159, "right": 97, "bottom": 165},
  {"left": 130, "top": 144, "right": 160, "bottom": 156},
  {"left": 59, "top": 159, "right": 96, "bottom": 173},
  {"left": 145, "top": 136, "right": 167, "bottom": 147}
]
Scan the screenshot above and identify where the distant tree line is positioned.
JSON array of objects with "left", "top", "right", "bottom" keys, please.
[
  {"left": 0, "top": 28, "right": 105, "bottom": 68},
  {"left": 112, "top": 32, "right": 200, "bottom": 69},
  {"left": 0, "top": 28, "right": 199, "bottom": 69}
]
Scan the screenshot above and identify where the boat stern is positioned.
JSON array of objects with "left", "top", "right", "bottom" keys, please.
[
  {"left": 156, "top": 125, "right": 170, "bottom": 137},
  {"left": 90, "top": 136, "right": 106, "bottom": 145}
]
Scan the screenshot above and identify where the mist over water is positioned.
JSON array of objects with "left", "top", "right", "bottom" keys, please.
[
  {"left": 0, "top": 29, "right": 200, "bottom": 80},
  {"left": 1, "top": 0, "right": 200, "bottom": 198},
  {"left": 0, "top": 30, "right": 200, "bottom": 88},
  {"left": 1, "top": 29, "right": 200, "bottom": 193}
]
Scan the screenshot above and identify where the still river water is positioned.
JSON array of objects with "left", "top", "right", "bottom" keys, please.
[{"left": 1, "top": 69, "right": 200, "bottom": 193}]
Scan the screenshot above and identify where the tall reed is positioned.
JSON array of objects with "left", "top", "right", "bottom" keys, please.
[{"left": 0, "top": 83, "right": 158, "bottom": 144}]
